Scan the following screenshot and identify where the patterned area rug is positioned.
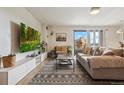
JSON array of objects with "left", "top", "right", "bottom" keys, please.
[{"left": 28, "top": 59, "right": 124, "bottom": 85}]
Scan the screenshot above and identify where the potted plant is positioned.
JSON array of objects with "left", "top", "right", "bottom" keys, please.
[
  {"left": 40, "top": 41, "right": 47, "bottom": 53},
  {"left": 67, "top": 46, "right": 72, "bottom": 56},
  {"left": 2, "top": 53, "right": 16, "bottom": 68}
]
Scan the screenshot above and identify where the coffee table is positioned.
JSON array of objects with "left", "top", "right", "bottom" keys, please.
[{"left": 56, "top": 55, "right": 76, "bottom": 72}]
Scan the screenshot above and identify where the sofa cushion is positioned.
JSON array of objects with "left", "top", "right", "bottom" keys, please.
[
  {"left": 61, "top": 46, "right": 67, "bottom": 52},
  {"left": 93, "top": 47, "right": 101, "bottom": 56},
  {"left": 84, "top": 47, "right": 92, "bottom": 55},
  {"left": 56, "top": 46, "right": 62, "bottom": 51},
  {"left": 55, "top": 46, "right": 67, "bottom": 54},
  {"left": 88, "top": 56, "right": 124, "bottom": 68},
  {"left": 111, "top": 48, "right": 123, "bottom": 57}
]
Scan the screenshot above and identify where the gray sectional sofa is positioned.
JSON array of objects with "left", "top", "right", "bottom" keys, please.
[{"left": 76, "top": 48, "right": 124, "bottom": 80}]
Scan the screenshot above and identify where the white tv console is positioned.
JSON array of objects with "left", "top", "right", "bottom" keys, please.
[{"left": 0, "top": 52, "right": 47, "bottom": 85}]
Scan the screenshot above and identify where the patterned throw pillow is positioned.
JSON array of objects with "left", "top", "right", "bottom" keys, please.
[
  {"left": 93, "top": 47, "right": 101, "bottom": 56},
  {"left": 84, "top": 47, "right": 92, "bottom": 55}
]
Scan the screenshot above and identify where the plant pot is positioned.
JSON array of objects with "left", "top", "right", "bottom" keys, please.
[{"left": 2, "top": 56, "right": 16, "bottom": 68}]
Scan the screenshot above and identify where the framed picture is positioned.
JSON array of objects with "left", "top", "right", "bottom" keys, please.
[{"left": 56, "top": 33, "right": 67, "bottom": 42}]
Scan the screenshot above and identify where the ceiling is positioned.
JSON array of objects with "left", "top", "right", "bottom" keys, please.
[{"left": 26, "top": 7, "right": 124, "bottom": 26}]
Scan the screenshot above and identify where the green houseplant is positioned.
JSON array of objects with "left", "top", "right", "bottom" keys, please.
[
  {"left": 67, "top": 46, "right": 72, "bottom": 56},
  {"left": 40, "top": 41, "right": 47, "bottom": 53}
]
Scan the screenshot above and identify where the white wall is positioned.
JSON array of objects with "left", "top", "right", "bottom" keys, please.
[
  {"left": 104, "top": 27, "right": 120, "bottom": 48},
  {"left": 47, "top": 26, "right": 120, "bottom": 54},
  {"left": 0, "top": 8, "right": 42, "bottom": 61},
  {"left": 0, "top": 7, "right": 120, "bottom": 58},
  {"left": 41, "top": 24, "right": 48, "bottom": 43},
  {"left": 47, "top": 26, "right": 74, "bottom": 54}
]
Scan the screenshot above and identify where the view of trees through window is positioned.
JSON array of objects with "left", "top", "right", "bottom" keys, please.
[{"left": 74, "top": 30, "right": 102, "bottom": 54}]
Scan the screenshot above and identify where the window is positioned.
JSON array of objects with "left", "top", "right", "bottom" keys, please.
[
  {"left": 89, "top": 31, "right": 100, "bottom": 46},
  {"left": 90, "top": 31, "right": 94, "bottom": 45},
  {"left": 74, "top": 31, "right": 88, "bottom": 54},
  {"left": 74, "top": 30, "right": 103, "bottom": 52},
  {"left": 74, "top": 31, "right": 88, "bottom": 40},
  {"left": 95, "top": 31, "right": 99, "bottom": 44}
]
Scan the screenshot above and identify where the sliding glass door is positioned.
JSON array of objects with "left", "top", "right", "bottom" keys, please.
[{"left": 74, "top": 30, "right": 88, "bottom": 54}]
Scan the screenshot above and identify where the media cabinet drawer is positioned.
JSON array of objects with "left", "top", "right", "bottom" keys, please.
[
  {"left": 0, "top": 52, "right": 47, "bottom": 85},
  {"left": 8, "top": 59, "right": 35, "bottom": 85}
]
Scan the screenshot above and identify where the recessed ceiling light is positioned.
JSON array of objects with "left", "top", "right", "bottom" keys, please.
[{"left": 90, "top": 7, "right": 101, "bottom": 15}]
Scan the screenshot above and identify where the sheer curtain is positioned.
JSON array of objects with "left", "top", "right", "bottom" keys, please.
[
  {"left": 88, "top": 30, "right": 103, "bottom": 47},
  {"left": 99, "top": 30, "right": 103, "bottom": 46}
]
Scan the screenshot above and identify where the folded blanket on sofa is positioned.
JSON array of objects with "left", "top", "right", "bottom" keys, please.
[{"left": 88, "top": 56, "right": 124, "bottom": 68}]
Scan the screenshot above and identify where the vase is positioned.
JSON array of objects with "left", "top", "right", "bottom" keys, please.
[{"left": 2, "top": 55, "right": 16, "bottom": 68}]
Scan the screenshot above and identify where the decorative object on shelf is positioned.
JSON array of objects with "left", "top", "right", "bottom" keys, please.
[
  {"left": 40, "top": 41, "right": 47, "bottom": 53},
  {"left": 46, "top": 26, "right": 48, "bottom": 30},
  {"left": 2, "top": 53, "right": 16, "bottom": 68},
  {"left": 48, "top": 50, "right": 57, "bottom": 59},
  {"left": 50, "top": 30, "right": 54, "bottom": 36},
  {"left": 56, "top": 33, "right": 67, "bottom": 42},
  {"left": 27, "top": 52, "right": 38, "bottom": 57},
  {"left": 67, "top": 46, "right": 72, "bottom": 56},
  {"left": 38, "top": 49, "right": 41, "bottom": 54},
  {"left": 36, "top": 45, "right": 41, "bottom": 54}
]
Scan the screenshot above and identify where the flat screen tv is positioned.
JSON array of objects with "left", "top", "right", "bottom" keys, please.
[{"left": 20, "top": 23, "right": 40, "bottom": 52}]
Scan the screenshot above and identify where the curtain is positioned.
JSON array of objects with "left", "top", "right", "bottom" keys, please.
[{"left": 99, "top": 30, "right": 103, "bottom": 46}]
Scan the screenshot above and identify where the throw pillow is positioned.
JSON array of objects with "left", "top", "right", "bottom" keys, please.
[
  {"left": 102, "top": 49, "right": 115, "bottom": 56},
  {"left": 93, "top": 47, "right": 101, "bottom": 56},
  {"left": 111, "top": 48, "right": 123, "bottom": 57},
  {"left": 84, "top": 47, "right": 92, "bottom": 55},
  {"left": 99, "top": 47, "right": 106, "bottom": 55}
]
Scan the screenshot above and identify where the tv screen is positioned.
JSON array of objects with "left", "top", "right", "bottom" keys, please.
[{"left": 20, "top": 23, "right": 40, "bottom": 52}]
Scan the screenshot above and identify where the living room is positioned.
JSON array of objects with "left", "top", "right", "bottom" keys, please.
[{"left": 0, "top": 7, "right": 124, "bottom": 85}]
